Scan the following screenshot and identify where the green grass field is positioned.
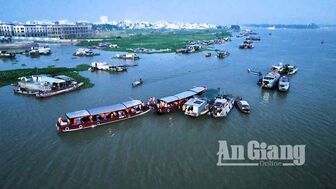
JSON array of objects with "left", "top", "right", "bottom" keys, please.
[
  {"left": 0, "top": 64, "right": 93, "bottom": 88},
  {"left": 79, "top": 29, "right": 231, "bottom": 53}
]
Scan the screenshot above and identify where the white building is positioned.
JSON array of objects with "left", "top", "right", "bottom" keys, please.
[
  {"left": 0, "top": 22, "right": 92, "bottom": 39},
  {"left": 100, "top": 16, "right": 109, "bottom": 24}
]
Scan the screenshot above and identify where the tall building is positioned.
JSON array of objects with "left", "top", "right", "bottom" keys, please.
[{"left": 100, "top": 16, "right": 109, "bottom": 24}]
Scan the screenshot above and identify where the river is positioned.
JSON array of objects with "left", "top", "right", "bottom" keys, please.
[{"left": 0, "top": 28, "right": 335, "bottom": 188}]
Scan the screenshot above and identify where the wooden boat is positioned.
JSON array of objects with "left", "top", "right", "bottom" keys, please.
[
  {"left": 235, "top": 97, "right": 251, "bottom": 114},
  {"left": 152, "top": 87, "right": 208, "bottom": 114},
  {"left": 56, "top": 100, "right": 150, "bottom": 132},
  {"left": 36, "top": 82, "right": 84, "bottom": 98}
]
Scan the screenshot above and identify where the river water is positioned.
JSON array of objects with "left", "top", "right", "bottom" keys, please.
[{"left": 0, "top": 28, "right": 335, "bottom": 189}]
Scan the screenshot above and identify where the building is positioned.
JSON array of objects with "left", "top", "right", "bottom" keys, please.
[
  {"left": 100, "top": 16, "right": 109, "bottom": 24},
  {"left": 0, "top": 22, "right": 92, "bottom": 39},
  {"left": 0, "top": 23, "right": 14, "bottom": 36}
]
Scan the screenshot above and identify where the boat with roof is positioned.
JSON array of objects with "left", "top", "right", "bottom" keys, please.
[
  {"left": 183, "top": 97, "right": 210, "bottom": 117},
  {"left": 56, "top": 100, "right": 150, "bottom": 132},
  {"left": 151, "top": 87, "right": 207, "bottom": 114}
]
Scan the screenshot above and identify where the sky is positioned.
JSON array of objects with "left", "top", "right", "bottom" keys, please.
[{"left": 0, "top": 0, "right": 335, "bottom": 24}]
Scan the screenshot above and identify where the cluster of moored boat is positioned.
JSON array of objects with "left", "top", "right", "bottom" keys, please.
[
  {"left": 0, "top": 46, "right": 51, "bottom": 59},
  {"left": 255, "top": 62, "right": 298, "bottom": 92},
  {"left": 236, "top": 29, "right": 261, "bottom": 49},
  {"left": 56, "top": 87, "right": 251, "bottom": 133},
  {"left": 13, "top": 75, "right": 83, "bottom": 98}
]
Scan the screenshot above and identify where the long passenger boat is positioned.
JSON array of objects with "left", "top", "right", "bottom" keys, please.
[
  {"left": 152, "top": 87, "right": 207, "bottom": 114},
  {"left": 56, "top": 100, "right": 150, "bottom": 132}
]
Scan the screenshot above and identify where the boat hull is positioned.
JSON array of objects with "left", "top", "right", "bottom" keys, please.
[
  {"left": 36, "top": 83, "right": 84, "bottom": 98},
  {"left": 57, "top": 108, "right": 151, "bottom": 133}
]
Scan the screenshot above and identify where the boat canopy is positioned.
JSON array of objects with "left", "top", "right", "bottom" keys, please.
[
  {"left": 55, "top": 75, "right": 74, "bottom": 81},
  {"left": 88, "top": 104, "right": 126, "bottom": 115},
  {"left": 185, "top": 98, "right": 207, "bottom": 107},
  {"left": 66, "top": 110, "right": 90, "bottom": 119},
  {"left": 159, "top": 96, "right": 179, "bottom": 103},
  {"left": 174, "top": 91, "right": 196, "bottom": 99},
  {"left": 189, "top": 87, "right": 206, "bottom": 94},
  {"left": 41, "top": 76, "right": 65, "bottom": 84},
  {"left": 122, "top": 100, "right": 143, "bottom": 108}
]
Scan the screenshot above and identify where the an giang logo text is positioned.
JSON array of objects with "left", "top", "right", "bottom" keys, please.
[{"left": 217, "top": 140, "right": 305, "bottom": 166}]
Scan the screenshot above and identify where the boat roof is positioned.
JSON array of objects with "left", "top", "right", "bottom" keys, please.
[
  {"left": 40, "top": 76, "right": 65, "bottom": 84},
  {"left": 189, "top": 87, "right": 206, "bottom": 93},
  {"left": 159, "top": 96, "right": 179, "bottom": 103},
  {"left": 66, "top": 110, "right": 90, "bottom": 119},
  {"left": 88, "top": 104, "right": 126, "bottom": 115},
  {"left": 55, "top": 75, "right": 74, "bottom": 81},
  {"left": 215, "top": 98, "right": 227, "bottom": 104},
  {"left": 122, "top": 100, "right": 142, "bottom": 108},
  {"left": 185, "top": 98, "right": 207, "bottom": 107},
  {"left": 240, "top": 100, "right": 249, "bottom": 106},
  {"left": 265, "top": 72, "right": 280, "bottom": 78},
  {"left": 174, "top": 91, "right": 196, "bottom": 99}
]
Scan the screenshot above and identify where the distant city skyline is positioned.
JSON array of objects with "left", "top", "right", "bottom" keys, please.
[{"left": 1, "top": 0, "right": 335, "bottom": 25}]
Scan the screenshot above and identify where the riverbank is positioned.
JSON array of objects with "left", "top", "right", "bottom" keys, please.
[
  {"left": 78, "top": 29, "right": 231, "bottom": 53},
  {"left": 0, "top": 64, "right": 93, "bottom": 88}
]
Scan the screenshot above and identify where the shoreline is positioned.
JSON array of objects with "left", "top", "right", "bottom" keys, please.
[{"left": 0, "top": 64, "right": 93, "bottom": 88}]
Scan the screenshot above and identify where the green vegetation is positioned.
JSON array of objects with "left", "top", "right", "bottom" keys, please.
[
  {"left": 0, "top": 64, "right": 93, "bottom": 88},
  {"left": 79, "top": 29, "right": 231, "bottom": 53}
]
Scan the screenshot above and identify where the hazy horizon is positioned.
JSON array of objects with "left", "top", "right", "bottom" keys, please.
[{"left": 1, "top": 0, "right": 335, "bottom": 25}]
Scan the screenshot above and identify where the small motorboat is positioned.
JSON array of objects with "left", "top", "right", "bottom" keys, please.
[
  {"left": 287, "top": 65, "right": 298, "bottom": 75},
  {"left": 278, "top": 76, "right": 290, "bottom": 92},
  {"left": 205, "top": 52, "right": 211, "bottom": 57},
  {"left": 235, "top": 97, "right": 250, "bottom": 114},
  {"left": 132, "top": 78, "right": 143, "bottom": 87},
  {"left": 210, "top": 95, "right": 235, "bottom": 118}
]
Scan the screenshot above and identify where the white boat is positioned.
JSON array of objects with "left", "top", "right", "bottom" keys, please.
[
  {"left": 272, "top": 63, "right": 298, "bottom": 75},
  {"left": 132, "top": 79, "right": 143, "bottom": 87},
  {"left": 262, "top": 72, "right": 280, "bottom": 88},
  {"left": 267, "top": 26, "right": 276, "bottom": 30},
  {"left": 210, "top": 95, "right": 235, "bottom": 118},
  {"left": 183, "top": 98, "right": 209, "bottom": 117},
  {"left": 278, "top": 76, "right": 290, "bottom": 92},
  {"left": 287, "top": 65, "right": 298, "bottom": 75},
  {"left": 38, "top": 46, "right": 51, "bottom": 55},
  {"left": 115, "top": 53, "right": 139, "bottom": 60},
  {"left": 235, "top": 97, "right": 251, "bottom": 114}
]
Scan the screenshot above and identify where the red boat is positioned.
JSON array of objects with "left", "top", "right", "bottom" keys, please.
[
  {"left": 56, "top": 100, "right": 150, "bottom": 132},
  {"left": 152, "top": 87, "right": 207, "bottom": 114}
]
